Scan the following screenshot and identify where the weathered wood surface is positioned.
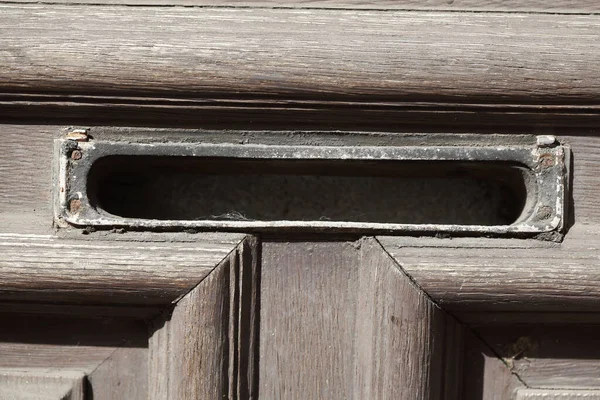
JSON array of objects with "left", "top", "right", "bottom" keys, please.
[
  {"left": 478, "top": 324, "right": 600, "bottom": 390},
  {"left": 2, "top": 6, "right": 600, "bottom": 107},
  {"left": 379, "top": 224, "right": 600, "bottom": 312},
  {"left": 3, "top": 0, "right": 600, "bottom": 12},
  {"left": 517, "top": 389, "right": 600, "bottom": 399},
  {"left": 0, "top": 313, "right": 146, "bottom": 371},
  {"left": 88, "top": 347, "right": 148, "bottom": 400},
  {"left": 0, "top": 233, "right": 243, "bottom": 305},
  {"left": 259, "top": 238, "right": 460, "bottom": 399},
  {"left": 148, "top": 237, "right": 258, "bottom": 400},
  {"left": 0, "top": 369, "right": 86, "bottom": 400},
  {"left": 461, "top": 330, "right": 524, "bottom": 399}
]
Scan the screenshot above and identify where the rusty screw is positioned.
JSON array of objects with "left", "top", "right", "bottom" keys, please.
[
  {"left": 71, "top": 150, "right": 82, "bottom": 160},
  {"left": 539, "top": 153, "right": 554, "bottom": 168},
  {"left": 69, "top": 199, "right": 82, "bottom": 214},
  {"left": 536, "top": 205, "right": 552, "bottom": 220}
]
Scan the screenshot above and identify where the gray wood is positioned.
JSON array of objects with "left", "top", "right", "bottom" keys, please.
[
  {"left": 3, "top": 0, "right": 600, "bottom": 12},
  {"left": 148, "top": 237, "right": 258, "bottom": 400},
  {"left": 88, "top": 347, "right": 148, "bottom": 400},
  {"left": 460, "top": 330, "right": 525, "bottom": 399},
  {"left": 0, "top": 370, "right": 86, "bottom": 400},
  {"left": 477, "top": 324, "right": 600, "bottom": 389},
  {"left": 0, "top": 233, "right": 243, "bottom": 305},
  {"left": 378, "top": 224, "right": 600, "bottom": 312},
  {"left": 0, "top": 125, "right": 55, "bottom": 235},
  {"left": 517, "top": 389, "right": 600, "bottom": 399},
  {"left": 259, "top": 238, "right": 460, "bottom": 399},
  {"left": 0, "top": 313, "right": 146, "bottom": 371},
  {"left": 2, "top": 6, "right": 600, "bottom": 107}
]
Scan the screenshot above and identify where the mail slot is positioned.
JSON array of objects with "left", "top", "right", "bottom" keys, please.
[{"left": 55, "top": 134, "right": 569, "bottom": 237}]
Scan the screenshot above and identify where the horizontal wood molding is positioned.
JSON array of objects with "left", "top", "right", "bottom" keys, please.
[
  {"left": 3, "top": 0, "right": 600, "bottom": 13},
  {"left": 3, "top": 5, "right": 600, "bottom": 128},
  {"left": 378, "top": 225, "right": 600, "bottom": 312},
  {"left": 0, "top": 233, "right": 244, "bottom": 306}
]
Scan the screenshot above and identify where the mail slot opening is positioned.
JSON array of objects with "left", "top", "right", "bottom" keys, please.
[{"left": 86, "top": 156, "right": 531, "bottom": 226}]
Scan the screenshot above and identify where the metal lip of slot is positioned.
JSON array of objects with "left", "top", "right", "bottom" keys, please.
[{"left": 54, "top": 136, "right": 569, "bottom": 239}]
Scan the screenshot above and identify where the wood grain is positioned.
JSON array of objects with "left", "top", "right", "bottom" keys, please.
[
  {"left": 148, "top": 236, "right": 258, "bottom": 400},
  {"left": 0, "top": 369, "right": 86, "bottom": 400},
  {"left": 461, "top": 330, "right": 524, "bottom": 399},
  {"left": 517, "top": 389, "right": 600, "bottom": 399},
  {"left": 0, "top": 313, "right": 146, "bottom": 372},
  {"left": 378, "top": 224, "right": 600, "bottom": 312},
  {"left": 0, "top": 125, "right": 55, "bottom": 235},
  {"left": 2, "top": 6, "right": 600, "bottom": 107},
  {"left": 88, "top": 347, "right": 148, "bottom": 400},
  {"left": 0, "top": 233, "right": 243, "bottom": 305},
  {"left": 259, "top": 238, "right": 460, "bottom": 399},
  {"left": 2, "top": 0, "right": 599, "bottom": 13},
  {"left": 478, "top": 324, "right": 600, "bottom": 389}
]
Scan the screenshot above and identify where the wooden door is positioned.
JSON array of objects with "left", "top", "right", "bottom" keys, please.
[{"left": 3, "top": 0, "right": 600, "bottom": 399}]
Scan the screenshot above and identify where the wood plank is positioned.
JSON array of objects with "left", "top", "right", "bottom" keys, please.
[
  {"left": 0, "top": 314, "right": 146, "bottom": 371},
  {"left": 0, "top": 125, "right": 55, "bottom": 235},
  {"left": 379, "top": 224, "right": 600, "bottom": 312},
  {"left": 259, "top": 238, "right": 461, "bottom": 399},
  {"left": 2, "top": 6, "right": 600, "bottom": 107},
  {"left": 517, "top": 389, "right": 600, "bottom": 399},
  {"left": 88, "top": 347, "right": 148, "bottom": 400},
  {"left": 0, "top": 233, "right": 243, "bottom": 305},
  {"left": 478, "top": 325, "right": 600, "bottom": 389},
  {"left": 0, "top": 369, "right": 86, "bottom": 400},
  {"left": 148, "top": 236, "right": 259, "bottom": 400},
  {"left": 3, "top": 0, "right": 599, "bottom": 13},
  {"left": 461, "top": 330, "right": 524, "bottom": 399}
]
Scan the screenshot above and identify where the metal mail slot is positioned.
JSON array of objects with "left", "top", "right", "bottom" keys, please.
[{"left": 54, "top": 133, "right": 569, "bottom": 238}]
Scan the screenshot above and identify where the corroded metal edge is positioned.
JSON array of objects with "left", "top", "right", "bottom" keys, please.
[{"left": 54, "top": 130, "right": 569, "bottom": 239}]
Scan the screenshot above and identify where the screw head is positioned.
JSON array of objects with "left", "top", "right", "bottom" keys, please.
[
  {"left": 71, "top": 150, "right": 82, "bottom": 160},
  {"left": 536, "top": 205, "right": 552, "bottom": 220},
  {"left": 539, "top": 153, "right": 555, "bottom": 168},
  {"left": 69, "top": 199, "right": 82, "bottom": 214}
]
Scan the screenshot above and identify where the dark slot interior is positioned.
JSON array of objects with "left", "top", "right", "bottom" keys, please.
[{"left": 87, "top": 156, "right": 531, "bottom": 226}]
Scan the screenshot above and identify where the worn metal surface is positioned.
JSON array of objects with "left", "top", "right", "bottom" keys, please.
[{"left": 54, "top": 130, "right": 569, "bottom": 238}]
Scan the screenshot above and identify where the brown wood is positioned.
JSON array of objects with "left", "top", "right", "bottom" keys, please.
[
  {"left": 259, "top": 238, "right": 461, "bottom": 399},
  {"left": 2, "top": 6, "right": 600, "bottom": 107},
  {"left": 0, "top": 233, "right": 244, "bottom": 306},
  {"left": 148, "top": 236, "right": 259, "bottom": 400},
  {"left": 4, "top": 0, "right": 600, "bottom": 12}
]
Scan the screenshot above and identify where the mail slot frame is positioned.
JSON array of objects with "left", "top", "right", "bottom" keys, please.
[{"left": 54, "top": 135, "right": 569, "bottom": 238}]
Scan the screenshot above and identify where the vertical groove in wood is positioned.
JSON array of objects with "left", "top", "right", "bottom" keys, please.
[
  {"left": 148, "top": 237, "right": 260, "bottom": 400},
  {"left": 238, "top": 236, "right": 260, "bottom": 400}
]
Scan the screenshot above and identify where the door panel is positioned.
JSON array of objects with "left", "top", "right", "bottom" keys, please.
[{"left": 259, "top": 238, "right": 461, "bottom": 399}]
